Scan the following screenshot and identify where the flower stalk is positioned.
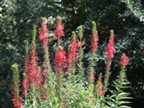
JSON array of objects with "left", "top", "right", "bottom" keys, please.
[
  {"left": 54, "top": 16, "right": 64, "bottom": 46},
  {"left": 77, "top": 26, "right": 84, "bottom": 82},
  {"left": 103, "top": 30, "right": 115, "bottom": 93},
  {"left": 11, "top": 64, "right": 23, "bottom": 108},
  {"left": 39, "top": 18, "right": 52, "bottom": 93},
  {"left": 67, "top": 31, "right": 77, "bottom": 74},
  {"left": 55, "top": 46, "right": 67, "bottom": 108},
  {"left": 23, "top": 40, "right": 29, "bottom": 96},
  {"left": 89, "top": 21, "right": 99, "bottom": 84}
]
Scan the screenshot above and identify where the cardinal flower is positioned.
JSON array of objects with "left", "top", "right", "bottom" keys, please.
[
  {"left": 54, "top": 16, "right": 64, "bottom": 39},
  {"left": 67, "top": 32, "right": 78, "bottom": 70},
  {"left": 55, "top": 47, "right": 67, "bottom": 73},
  {"left": 39, "top": 17, "right": 49, "bottom": 48},
  {"left": 120, "top": 53, "right": 129, "bottom": 67},
  {"left": 28, "top": 47, "right": 38, "bottom": 83},
  {"left": 35, "top": 68, "right": 44, "bottom": 87},
  {"left": 106, "top": 30, "right": 115, "bottom": 60}
]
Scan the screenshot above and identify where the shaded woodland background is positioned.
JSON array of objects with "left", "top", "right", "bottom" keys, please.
[{"left": 0, "top": 0, "right": 144, "bottom": 108}]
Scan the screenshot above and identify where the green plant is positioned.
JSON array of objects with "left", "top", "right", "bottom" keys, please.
[
  {"left": 11, "top": 17, "right": 131, "bottom": 108},
  {"left": 105, "top": 68, "right": 131, "bottom": 108}
]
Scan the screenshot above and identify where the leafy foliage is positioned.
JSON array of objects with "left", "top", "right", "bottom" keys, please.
[
  {"left": 105, "top": 68, "right": 131, "bottom": 108},
  {"left": 0, "top": 0, "right": 143, "bottom": 107},
  {"left": 9, "top": 19, "right": 131, "bottom": 108}
]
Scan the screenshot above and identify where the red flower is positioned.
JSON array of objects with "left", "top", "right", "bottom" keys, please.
[
  {"left": 55, "top": 47, "right": 67, "bottom": 73},
  {"left": 54, "top": 16, "right": 64, "bottom": 39},
  {"left": 90, "top": 30, "right": 99, "bottom": 53},
  {"left": 35, "top": 68, "right": 44, "bottom": 87},
  {"left": 67, "top": 35, "right": 78, "bottom": 70},
  {"left": 106, "top": 30, "right": 115, "bottom": 59},
  {"left": 39, "top": 19, "right": 49, "bottom": 42},
  {"left": 23, "top": 45, "right": 43, "bottom": 90},
  {"left": 27, "top": 47, "right": 38, "bottom": 83},
  {"left": 39, "top": 18, "right": 49, "bottom": 48},
  {"left": 120, "top": 53, "right": 129, "bottom": 67}
]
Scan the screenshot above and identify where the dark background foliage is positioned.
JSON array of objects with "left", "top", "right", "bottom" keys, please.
[{"left": 0, "top": 0, "right": 143, "bottom": 108}]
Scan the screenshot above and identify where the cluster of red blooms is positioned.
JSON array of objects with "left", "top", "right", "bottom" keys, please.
[
  {"left": 38, "top": 17, "right": 50, "bottom": 78},
  {"left": 120, "top": 53, "right": 129, "bottom": 67},
  {"left": 107, "top": 30, "right": 115, "bottom": 60},
  {"left": 11, "top": 15, "right": 130, "bottom": 107},
  {"left": 39, "top": 18, "right": 49, "bottom": 48},
  {"left": 67, "top": 33, "right": 78, "bottom": 71},
  {"left": 54, "top": 17, "right": 79, "bottom": 74},
  {"left": 54, "top": 16, "right": 64, "bottom": 39},
  {"left": 55, "top": 47, "right": 67, "bottom": 74},
  {"left": 96, "top": 74, "right": 104, "bottom": 97},
  {"left": 23, "top": 45, "right": 44, "bottom": 96}
]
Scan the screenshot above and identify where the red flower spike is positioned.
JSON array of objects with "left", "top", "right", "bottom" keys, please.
[
  {"left": 106, "top": 30, "right": 115, "bottom": 60},
  {"left": 24, "top": 46, "right": 44, "bottom": 88},
  {"left": 55, "top": 47, "right": 67, "bottom": 73},
  {"left": 36, "top": 68, "right": 44, "bottom": 87},
  {"left": 120, "top": 53, "right": 129, "bottom": 67},
  {"left": 39, "top": 17, "right": 49, "bottom": 48},
  {"left": 27, "top": 47, "right": 38, "bottom": 83},
  {"left": 67, "top": 32, "right": 78, "bottom": 70},
  {"left": 54, "top": 16, "right": 64, "bottom": 39}
]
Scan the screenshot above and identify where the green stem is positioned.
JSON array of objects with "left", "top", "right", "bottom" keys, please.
[
  {"left": 56, "top": 73, "right": 63, "bottom": 108},
  {"left": 89, "top": 52, "right": 95, "bottom": 83},
  {"left": 58, "top": 36, "right": 61, "bottom": 46},
  {"left": 79, "top": 38, "right": 84, "bottom": 83},
  {"left": 32, "top": 84, "right": 37, "bottom": 108},
  {"left": 103, "top": 59, "right": 112, "bottom": 93}
]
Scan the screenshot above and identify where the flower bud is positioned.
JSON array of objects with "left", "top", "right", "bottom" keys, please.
[
  {"left": 42, "top": 17, "right": 47, "bottom": 24},
  {"left": 77, "top": 25, "right": 83, "bottom": 39},
  {"left": 11, "top": 63, "right": 18, "bottom": 73}
]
